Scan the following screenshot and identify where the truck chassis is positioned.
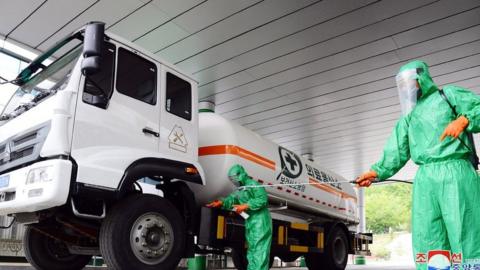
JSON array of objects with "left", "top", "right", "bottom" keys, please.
[{"left": 198, "top": 207, "right": 371, "bottom": 269}]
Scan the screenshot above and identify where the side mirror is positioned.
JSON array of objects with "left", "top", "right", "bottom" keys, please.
[
  {"left": 83, "top": 22, "right": 104, "bottom": 57},
  {"left": 83, "top": 93, "right": 109, "bottom": 109},
  {"left": 81, "top": 56, "right": 100, "bottom": 76},
  {"left": 81, "top": 22, "right": 105, "bottom": 75}
]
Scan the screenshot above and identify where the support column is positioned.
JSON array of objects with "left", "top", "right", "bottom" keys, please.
[
  {"left": 355, "top": 187, "right": 367, "bottom": 265},
  {"left": 358, "top": 188, "right": 365, "bottom": 233},
  {"left": 199, "top": 100, "right": 215, "bottom": 113}
]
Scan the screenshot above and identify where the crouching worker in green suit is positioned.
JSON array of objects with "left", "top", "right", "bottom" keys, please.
[{"left": 206, "top": 164, "right": 272, "bottom": 270}]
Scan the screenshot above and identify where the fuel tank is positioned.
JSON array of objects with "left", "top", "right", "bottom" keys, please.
[{"left": 192, "top": 111, "right": 359, "bottom": 223}]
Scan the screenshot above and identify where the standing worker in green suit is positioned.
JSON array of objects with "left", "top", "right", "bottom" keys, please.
[
  {"left": 207, "top": 164, "right": 272, "bottom": 270},
  {"left": 356, "top": 60, "right": 480, "bottom": 269}
]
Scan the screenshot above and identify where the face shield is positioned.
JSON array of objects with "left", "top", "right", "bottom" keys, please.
[
  {"left": 396, "top": 69, "right": 420, "bottom": 115},
  {"left": 229, "top": 174, "right": 241, "bottom": 187}
]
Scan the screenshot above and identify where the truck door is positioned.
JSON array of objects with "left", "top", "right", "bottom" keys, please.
[
  {"left": 72, "top": 42, "right": 161, "bottom": 188},
  {"left": 159, "top": 67, "right": 198, "bottom": 162}
]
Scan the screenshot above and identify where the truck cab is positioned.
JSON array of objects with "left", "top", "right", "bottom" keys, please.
[{"left": 0, "top": 22, "right": 205, "bottom": 270}]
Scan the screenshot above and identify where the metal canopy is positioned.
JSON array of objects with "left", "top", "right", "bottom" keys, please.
[{"left": 2, "top": 0, "right": 479, "bottom": 180}]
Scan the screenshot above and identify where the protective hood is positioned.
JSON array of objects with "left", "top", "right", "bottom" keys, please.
[
  {"left": 396, "top": 60, "right": 439, "bottom": 115},
  {"left": 228, "top": 164, "right": 249, "bottom": 186},
  {"left": 398, "top": 60, "right": 439, "bottom": 98}
]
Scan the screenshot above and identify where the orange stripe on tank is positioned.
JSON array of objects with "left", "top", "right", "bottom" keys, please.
[
  {"left": 199, "top": 145, "right": 276, "bottom": 170},
  {"left": 308, "top": 178, "right": 357, "bottom": 202}
]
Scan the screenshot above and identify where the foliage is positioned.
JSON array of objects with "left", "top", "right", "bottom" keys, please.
[
  {"left": 374, "top": 246, "right": 391, "bottom": 260},
  {"left": 369, "top": 232, "right": 412, "bottom": 261},
  {"left": 365, "top": 183, "right": 412, "bottom": 233}
]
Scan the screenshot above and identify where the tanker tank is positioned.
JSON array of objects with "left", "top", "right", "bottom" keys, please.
[{"left": 191, "top": 111, "right": 359, "bottom": 224}]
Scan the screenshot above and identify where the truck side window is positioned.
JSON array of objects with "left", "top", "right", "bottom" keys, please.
[
  {"left": 166, "top": 72, "right": 192, "bottom": 121},
  {"left": 83, "top": 42, "right": 116, "bottom": 107},
  {"left": 116, "top": 48, "right": 157, "bottom": 105}
]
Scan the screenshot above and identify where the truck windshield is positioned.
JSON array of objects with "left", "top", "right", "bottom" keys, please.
[{"left": 0, "top": 38, "right": 83, "bottom": 123}]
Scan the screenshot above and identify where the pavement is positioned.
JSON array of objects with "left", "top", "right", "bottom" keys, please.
[{"left": 347, "top": 266, "right": 415, "bottom": 270}]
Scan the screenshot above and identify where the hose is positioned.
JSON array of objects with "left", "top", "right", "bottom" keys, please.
[{"left": 240, "top": 178, "right": 412, "bottom": 189}]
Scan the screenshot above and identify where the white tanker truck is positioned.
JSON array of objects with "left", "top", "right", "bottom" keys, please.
[{"left": 0, "top": 22, "right": 371, "bottom": 270}]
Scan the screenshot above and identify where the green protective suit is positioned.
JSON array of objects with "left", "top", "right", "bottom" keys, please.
[
  {"left": 221, "top": 165, "right": 272, "bottom": 270},
  {"left": 371, "top": 60, "right": 480, "bottom": 269}
]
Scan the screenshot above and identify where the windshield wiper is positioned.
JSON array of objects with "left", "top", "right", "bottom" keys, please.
[
  {"left": 0, "top": 88, "right": 55, "bottom": 121},
  {"left": 0, "top": 103, "right": 33, "bottom": 121},
  {"left": 32, "top": 91, "right": 53, "bottom": 102}
]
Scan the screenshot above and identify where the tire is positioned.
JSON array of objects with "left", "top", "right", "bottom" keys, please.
[
  {"left": 24, "top": 226, "right": 91, "bottom": 270},
  {"left": 231, "top": 248, "right": 274, "bottom": 270},
  {"left": 99, "top": 194, "right": 185, "bottom": 270},
  {"left": 305, "top": 226, "right": 349, "bottom": 270},
  {"left": 278, "top": 253, "right": 299, "bottom": 263},
  {"left": 231, "top": 248, "right": 248, "bottom": 270}
]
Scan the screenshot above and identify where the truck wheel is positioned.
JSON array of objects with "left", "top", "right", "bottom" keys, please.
[
  {"left": 99, "top": 194, "right": 185, "bottom": 270},
  {"left": 231, "top": 248, "right": 248, "bottom": 270},
  {"left": 278, "top": 253, "right": 299, "bottom": 262},
  {"left": 231, "top": 248, "right": 274, "bottom": 269},
  {"left": 305, "top": 226, "right": 348, "bottom": 270},
  {"left": 24, "top": 226, "right": 91, "bottom": 270}
]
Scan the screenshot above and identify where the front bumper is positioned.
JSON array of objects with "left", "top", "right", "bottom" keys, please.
[{"left": 0, "top": 159, "right": 72, "bottom": 215}]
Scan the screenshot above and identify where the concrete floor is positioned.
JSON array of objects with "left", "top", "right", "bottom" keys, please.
[{"left": 347, "top": 266, "right": 415, "bottom": 270}]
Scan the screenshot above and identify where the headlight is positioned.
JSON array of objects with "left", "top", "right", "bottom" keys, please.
[{"left": 26, "top": 166, "right": 54, "bottom": 185}]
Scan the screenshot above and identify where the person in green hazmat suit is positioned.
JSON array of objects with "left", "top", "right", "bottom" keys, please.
[
  {"left": 356, "top": 60, "right": 480, "bottom": 269},
  {"left": 206, "top": 164, "right": 272, "bottom": 270}
]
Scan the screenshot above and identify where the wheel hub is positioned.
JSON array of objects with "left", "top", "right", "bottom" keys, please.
[
  {"left": 147, "top": 230, "right": 161, "bottom": 245},
  {"left": 130, "top": 213, "right": 174, "bottom": 265}
]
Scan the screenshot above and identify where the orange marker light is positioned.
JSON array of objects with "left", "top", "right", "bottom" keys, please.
[{"left": 185, "top": 167, "right": 198, "bottom": 174}]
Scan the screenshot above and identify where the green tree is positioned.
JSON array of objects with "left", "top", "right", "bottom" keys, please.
[{"left": 365, "top": 183, "right": 412, "bottom": 233}]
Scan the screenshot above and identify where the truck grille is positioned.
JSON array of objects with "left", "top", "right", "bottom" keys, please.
[
  {"left": 10, "top": 147, "right": 35, "bottom": 161},
  {"left": 0, "top": 124, "right": 50, "bottom": 173}
]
